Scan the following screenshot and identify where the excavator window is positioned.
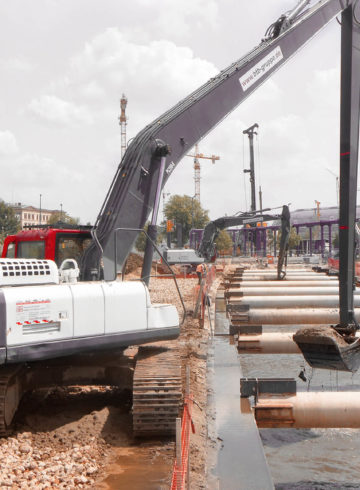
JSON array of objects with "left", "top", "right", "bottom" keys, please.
[
  {"left": 55, "top": 234, "right": 92, "bottom": 267},
  {"left": 5, "top": 243, "right": 15, "bottom": 258},
  {"left": 17, "top": 240, "right": 45, "bottom": 260}
]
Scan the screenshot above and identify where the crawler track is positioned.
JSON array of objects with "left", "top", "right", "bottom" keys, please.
[
  {"left": 0, "top": 365, "right": 25, "bottom": 436},
  {"left": 133, "top": 345, "right": 182, "bottom": 437}
]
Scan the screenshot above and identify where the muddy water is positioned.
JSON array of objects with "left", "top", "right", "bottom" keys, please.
[
  {"left": 97, "top": 444, "right": 173, "bottom": 490},
  {"left": 240, "top": 325, "right": 360, "bottom": 488}
]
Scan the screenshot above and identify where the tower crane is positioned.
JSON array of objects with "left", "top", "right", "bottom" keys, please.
[
  {"left": 119, "top": 94, "right": 128, "bottom": 159},
  {"left": 186, "top": 144, "right": 220, "bottom": 202}
]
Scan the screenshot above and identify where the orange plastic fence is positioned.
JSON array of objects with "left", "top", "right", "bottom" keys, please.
[{"left": 170, "top": 396, "right": 194, "bottom": 490}]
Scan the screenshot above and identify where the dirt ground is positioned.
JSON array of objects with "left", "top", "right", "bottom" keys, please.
[{"left": 0, "top": 259, "right": 219, "bottom": 489}]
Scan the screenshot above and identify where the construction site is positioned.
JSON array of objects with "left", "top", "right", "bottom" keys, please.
[{"left": 2, "top": 0, "right": 360, "bottom": 489}]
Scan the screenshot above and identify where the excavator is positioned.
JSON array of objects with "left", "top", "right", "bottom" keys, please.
[
  {"left": 163, "top": 205, "right": 291, "bottom": 281},
  {"left": 195, "top": 205, "right": 290, "bottom": 280},
  {"left": 0, "top": 0, "right": 359, "bottom": 435}
]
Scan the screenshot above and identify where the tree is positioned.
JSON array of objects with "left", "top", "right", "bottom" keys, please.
[
  {"left": 48, "top": 211, "right": 80, "bottom": 225},
  {"left": 276, "top": 227, "right": 301, "bottom": 251},
  {"left": 215, "top": 229, "right": 233, "bottom": 253},
  {"left": 163, "top": 195, "right": 209, "bottom": 244},
  {"left": 135, "top": 222, "right": 161, "bottom": 252},
  {"left": 0, "top": 200, "right": 20, "bottom": 244}
]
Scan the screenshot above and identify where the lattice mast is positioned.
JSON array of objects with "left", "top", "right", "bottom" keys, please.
[
  {"left": 119, "top": 94, "right": 128, "bottom": 159},
  {"left": 187, "top": 144, "right": 220, "bottom": 202}
]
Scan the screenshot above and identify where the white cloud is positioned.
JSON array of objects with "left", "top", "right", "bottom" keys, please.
[
  {"left": 0, "top": 130, "right": 19, "bottom": 155},
  {"left": 128, "top": 0, "right": 219, "bottom": 41},
  {"left": 0, "top": 58, "right": 34, "bottom": 72},
  {"left": 28, "top": 95, "right": 93, "bottom": 127},
  {"left": 68, "top": 29, "right": 218, "bottom": 119}
]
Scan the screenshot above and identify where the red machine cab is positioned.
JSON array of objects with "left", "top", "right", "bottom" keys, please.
[{"left": 2, "top": 224, "right": 92, "bottom": 267}]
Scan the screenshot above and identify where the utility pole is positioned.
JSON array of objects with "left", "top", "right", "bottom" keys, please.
[
  {"left": 243, "top": 123, "right": 259, "bottom": 212},
  {"left": 119, "top": 94, "right": 128, "bottom": 159},
  {"left": 39, "top": 194, "right": 42, "bottom": 225},
  {"left": 187, "top": 144, "right": 220, "bottom": 203}
]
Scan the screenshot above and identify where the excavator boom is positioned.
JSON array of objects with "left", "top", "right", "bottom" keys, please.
[{"left": 81, "top": 0, "right": 346, "bottom": 282}]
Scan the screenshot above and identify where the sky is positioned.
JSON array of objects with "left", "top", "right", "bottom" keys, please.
[{"left": 0, "top": 0, "right": 346, "bottom": 224}]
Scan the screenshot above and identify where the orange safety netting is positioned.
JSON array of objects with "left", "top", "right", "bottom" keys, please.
[{"left": 170, "top": 396, "right": 195, "bottom": 490}]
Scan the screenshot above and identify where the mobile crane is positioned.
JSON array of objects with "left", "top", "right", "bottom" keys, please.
[{"left": 0, "top": 0, "right": 359, "bottom": 435}]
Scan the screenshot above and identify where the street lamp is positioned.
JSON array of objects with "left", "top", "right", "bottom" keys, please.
[
  {"left": 39, "top": 194, "right": 42, "bottom": 225},
  {"left": 60, "top": 203, "right": 63, "bottom": 221}
]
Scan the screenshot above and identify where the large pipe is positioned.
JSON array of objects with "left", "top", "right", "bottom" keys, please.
[
  {"left": 229, "top": 295, "right": 360, "bottom": 309},
  {"left": 238, "top": 332, "right": 301, "bottom": 354},
  {"left": 237, "top": 275, "right": 337, "bottom": 281},
  {"left": 232, "top": 280, "right": 338, "bottom": 288},
  {"left": 255, "top": 392, "right": 360, "bottom": 428},
  {"left": 230, "top": 308, "right": 360, "bottom": 325},
  {"left": 227, "top": 286, "right": 358, "bottom": 297},
  {"left": 241, "top": 270, "right": 325, "bottom": 275}
]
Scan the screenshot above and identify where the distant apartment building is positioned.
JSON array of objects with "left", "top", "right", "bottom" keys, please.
[{"left": 9, "top": 203, "right": 61, "bottom": 230}]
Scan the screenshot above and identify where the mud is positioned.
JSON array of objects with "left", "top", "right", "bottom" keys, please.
[{"left": 294, "top": 326, "right": 350, "bottom": 347}]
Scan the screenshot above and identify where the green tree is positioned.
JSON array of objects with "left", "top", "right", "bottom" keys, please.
[
  {"left": 163, "top": 195, "right": 209, "bottom": 244},
  {"left": 0, "top": 200, "right": 20, "bottom": 244},
  {"left": 135, "top": 223, "right": 161, "bottom": 252},
  {"left": 276, "top": 227, "right": 301, "bottom": 251},
  {"left": 215, "top": 229, "right": 233, "bottom": 253},
  {"left": 48, "top": 211, "right": 80, "bottom": 225}
]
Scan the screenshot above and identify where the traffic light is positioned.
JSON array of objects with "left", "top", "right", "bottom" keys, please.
[{"left": 166, "top": 220, "right": 174, "bottom": 232}]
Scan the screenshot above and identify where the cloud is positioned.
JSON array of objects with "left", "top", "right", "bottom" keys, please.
[
  {"left": 0, "top": 58, "right": 34, "bottom": 72},
  {"left": 0, "top": 130, "right": 19, "bottom": 155},
  {"left": 127, "top": 0, "right": 219, "bottom": 41},
  {"left": 67, "top": 29, "right": 218, "bottom": 123},
  {"left": 28, "top": 95, "right": 93, "bottom": 127}
]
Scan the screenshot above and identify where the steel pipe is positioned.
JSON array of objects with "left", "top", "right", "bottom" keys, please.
[
  {"left": 238, "top": 332, "right": 301, "bottom": 354},
  {"left": 230, "top": 308, "right": 360, "bottom": 325},
  {"left": 241, "top": 270, "right": 326, "bottom": 276},
  {"left": 238, "top": 275, "right": 337, "bottom": 281},
  {"left": 227, "top": 286, "right": 356, "bottom": 297},
  {"left": 255, "top": 392, "right": 360, "bottom": 428},
  {"left": 236, "top": 280, "right": 338, "bottom": 288},
  {"left": 230, "top": 295, "right": 360, "bottom": 309}
]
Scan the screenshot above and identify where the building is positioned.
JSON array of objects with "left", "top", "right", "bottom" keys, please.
[{"left": 9, "top": 203, "right": 62, "bottom": 230}]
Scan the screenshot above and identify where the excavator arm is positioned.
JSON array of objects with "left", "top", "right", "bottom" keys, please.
[
  {"left": 80, "top": 0, "right": 360, "bottom": 370},
  {"left": 81, "top": 0, "right": 347, "bottom": 282}
]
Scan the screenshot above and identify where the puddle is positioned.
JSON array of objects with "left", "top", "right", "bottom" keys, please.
[{"left": 97, "top": 445, "right": 173, "bottom": 489}]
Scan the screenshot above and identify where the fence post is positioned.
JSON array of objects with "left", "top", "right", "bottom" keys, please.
[
  {"left": 176, "top": 417, "right": 182, "bottom": 490},
  {"left": 186, "top": 366, "right": 190, "bottom": 490}
]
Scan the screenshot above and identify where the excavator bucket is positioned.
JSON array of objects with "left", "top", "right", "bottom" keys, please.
[{"left": 293, "top": 326, "right": 360, "bottom": 372}]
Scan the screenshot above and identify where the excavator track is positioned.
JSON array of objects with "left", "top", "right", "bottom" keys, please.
[
  {"left": 133, "top": 345, "right": 182, "bottom": 437},
  {"left": 0, "top": 365, "right": 25, "bottom": 437}
]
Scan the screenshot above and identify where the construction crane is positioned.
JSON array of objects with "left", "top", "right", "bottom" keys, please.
[
  {"left": 186, "top": 144, "right": 220, "bottom": 202},
  {"left": 315, "top": 200, "right": 321, "bottom": 218},
  {"left": 119, "top": 94, "right": 128, "bottom": 159}
]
